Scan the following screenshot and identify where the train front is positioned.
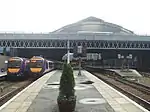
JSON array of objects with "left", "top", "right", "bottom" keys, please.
[
  {"left": 29, "top": 56, "right": 44, "bottom": 78},
  {"left": 7, "top": 57, "right": 24, "bottom": 80}
]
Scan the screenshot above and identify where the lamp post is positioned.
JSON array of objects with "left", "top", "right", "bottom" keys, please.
[
  {"left": 73, "top": 44, "right": 86, "bottom": 76},
  {"left": 118, "top": 54, "right": 124, "bottom": 70},
  {"left": 67, "top": 40, "right": 70, "bottom": 64},
  {"left": 118, "top": 54, "right": 132, "bottom": 71},
  {"left": 133, "top": 56, "right": 137, "bottom": 68},
  {"left": 77, "top": 46, "right": 82, "bottom": 76},
  {"left": 126, "top": 54, "right": 132, "bottom": 71}
]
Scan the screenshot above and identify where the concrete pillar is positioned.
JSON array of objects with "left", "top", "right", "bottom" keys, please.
[{"left": 3, "top": 47, "right": 6, "bottom": 56}]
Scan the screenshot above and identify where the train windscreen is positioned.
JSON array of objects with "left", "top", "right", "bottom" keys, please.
[
  {"left": 29, "top": 60, "right": 43, "bottom": 68},
  {"left": 8, "top": 60, "right": 21, "bottom": 68}
]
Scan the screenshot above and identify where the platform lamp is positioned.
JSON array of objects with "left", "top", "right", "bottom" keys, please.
[
  {"left": 126, "top": 54, "right": 132, "bottom": 71},
  {"left": 73, "top": 44, "right": 87, "bottom": 76},
  {"left": 67, "top": 40, "right": 70, "bottom": 64},
  {"left": 118, "top": 54, "right": 124, "bottom": 71},
  {"left": 77, "top": 46, "right": 83, "bottom": 76}
]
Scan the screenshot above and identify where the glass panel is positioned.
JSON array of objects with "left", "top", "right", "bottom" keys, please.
[
  {"left": 29, "top": 61, "right": 43, "bottom": 68},
  {"left": 8, "top": 60, "right": 21, "bottom": 68}
]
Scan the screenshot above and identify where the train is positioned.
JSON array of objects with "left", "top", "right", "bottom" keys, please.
[
  {"left": 6, "top": 57, "right": 30, "bottom": 80},
  {"left": 6, "top": 56, "right": 55, "bottom": 80},
  {"left": 28, "top": 56, "right": 54, "bottom": 78}
]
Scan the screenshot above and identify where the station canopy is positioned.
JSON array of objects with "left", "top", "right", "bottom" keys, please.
[{"left": 53, "top": 16, "right": 134, "bottom": 35}]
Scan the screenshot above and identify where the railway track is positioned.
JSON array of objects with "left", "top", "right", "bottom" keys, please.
[
  {"left": 118, "top": 78, "right": 150, "bottom": 94},
  {"left": 0, "top": 80, "right": 32, "bottom": 106},
  {"left": 92, "top": 72, "right": 150, "bottom": 111},
  {"left": 139, "top": 72, "right": 150, "bottom": 77},
  {"left": 0, "top": 70, "right": 54, "bottom": 106}
]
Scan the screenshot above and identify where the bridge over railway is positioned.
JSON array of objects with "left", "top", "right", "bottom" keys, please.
[
  {"left": 0, "top": 33, "right": 150, "bottom": 49},
  {"left": 0, "top": 16, "right": 150, "bottom": 69},
  {"left": 0, "top": 16, "right": 150, "bottom": 49}
]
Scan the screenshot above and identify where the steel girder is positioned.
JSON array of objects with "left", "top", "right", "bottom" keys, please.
[{"left": 0, "top": 39, "right": 150, "bottom": 50}]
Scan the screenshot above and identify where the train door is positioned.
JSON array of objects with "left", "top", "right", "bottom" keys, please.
[
  {"left": 49, "top": 62, "right": 54, "bottom": 69},
  {"left": 45, "top": 61, "right": 49, "bottom": 69}
]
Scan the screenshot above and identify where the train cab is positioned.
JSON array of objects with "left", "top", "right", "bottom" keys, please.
[
  {"left": 7, "top": 57, "right": 29, "bottom": 80},
  {"left": 29, "top": 56, "right": 44, "bottom": 73}
]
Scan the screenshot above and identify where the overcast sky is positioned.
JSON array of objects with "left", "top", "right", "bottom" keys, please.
[{"left": 0, "top": 0, "right": 150, "bottom": 35}]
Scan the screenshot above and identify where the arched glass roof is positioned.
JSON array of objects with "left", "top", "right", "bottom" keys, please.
[{"left": 53, "top": 16, "right": 134, "bottom": 35}]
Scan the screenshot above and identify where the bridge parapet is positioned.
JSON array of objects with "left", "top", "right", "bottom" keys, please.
[{"left": 0, "top": 39, "right": 150, "bottom": 50}]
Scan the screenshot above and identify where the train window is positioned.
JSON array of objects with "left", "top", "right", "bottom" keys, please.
[
  {"left": 29, "top": 62, "right": 43, "bottom": 68},
  {"left": 8, "top": 61, "right": 21, "bottom": 68},
  {"left": 49, "top": 62, "right": 53, "bottom": 68}
]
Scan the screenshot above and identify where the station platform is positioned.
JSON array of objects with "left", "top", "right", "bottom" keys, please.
[
  {"left": 0, "top": 72, "right": 6, "bottom": 78},
  {"left": 0, "top": 70, "right": 149, "bottom": 112},
  {"left": 107, "top": 69, "right": 142, "bottom": 77}
]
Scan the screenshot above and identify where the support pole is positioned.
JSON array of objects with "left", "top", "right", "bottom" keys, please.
[
  {"left": 78, "top": 56, "right": 81, "bottom": 76},
  {"left": 67, "top": 40, "right": 70, "bottom": 64},
  {"left": 127, "top": 59, "right": 129, "bottom": 72},
  {"left": 3, "top": 47, "right": 6, "bottom": 56},
  {"left": 121, "top": 59, "right": 124, "bottom": 71}
]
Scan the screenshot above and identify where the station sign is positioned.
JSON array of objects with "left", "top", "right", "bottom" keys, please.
[
  {"left": 86, "top": 53, "right": 101, "bottom": 60},
  {"left": 73, "top": 46, "right": 87, "bottom": 57}
]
